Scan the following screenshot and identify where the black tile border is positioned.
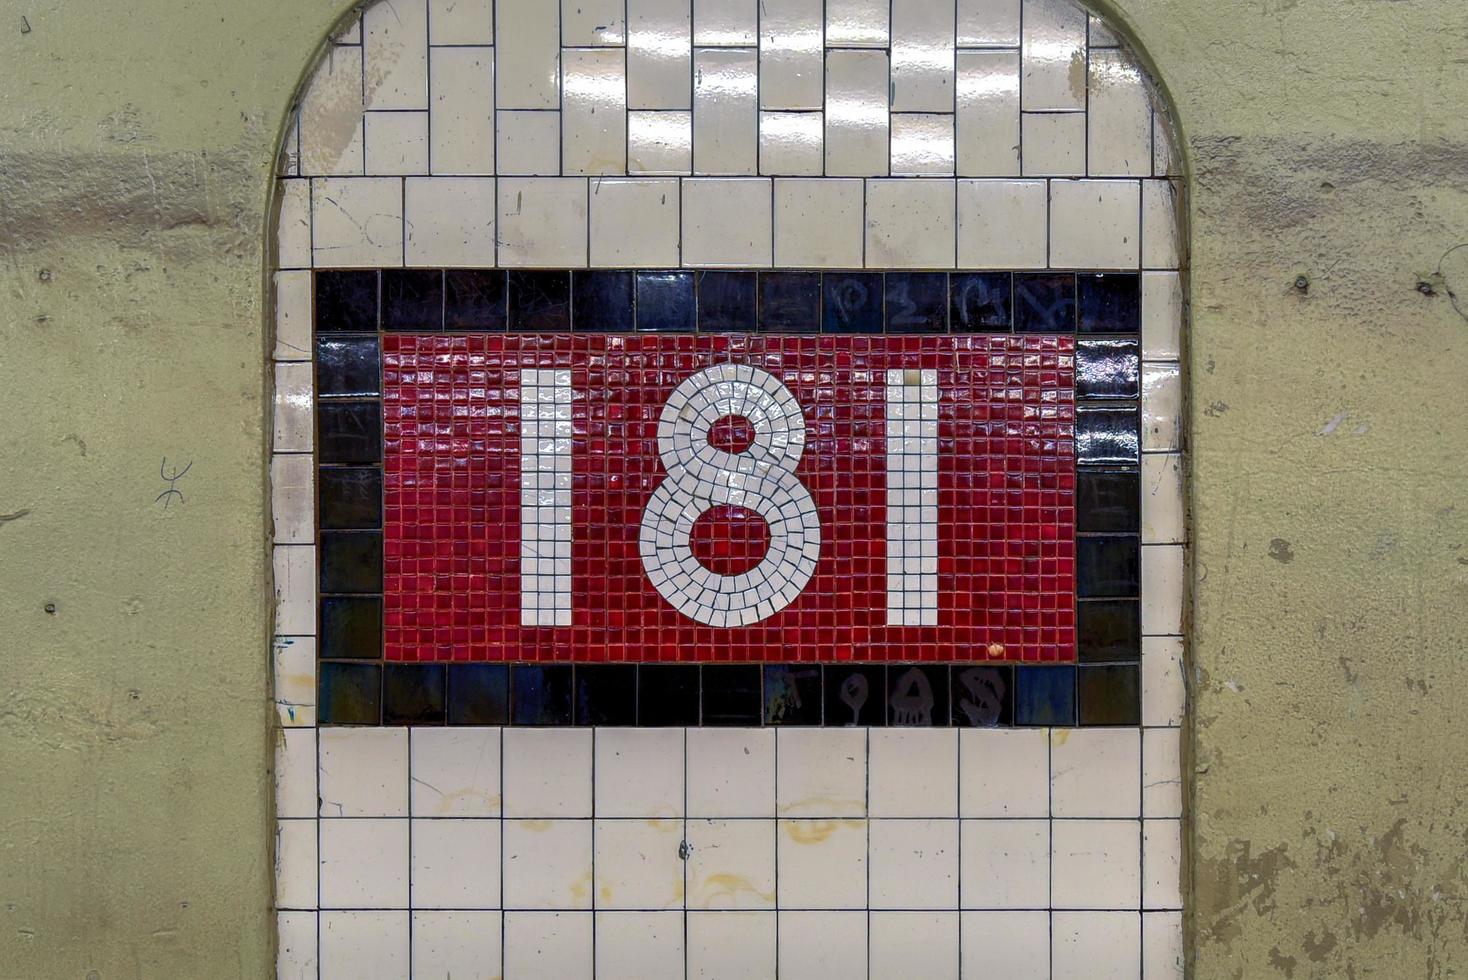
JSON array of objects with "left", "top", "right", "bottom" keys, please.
[{"left": 310, "top": 267, "right": 1147, "bottom": 729}]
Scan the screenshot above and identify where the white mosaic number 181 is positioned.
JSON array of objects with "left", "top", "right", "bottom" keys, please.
[{"left": 521, "top": 364, "right": 939, "bottom": 628}]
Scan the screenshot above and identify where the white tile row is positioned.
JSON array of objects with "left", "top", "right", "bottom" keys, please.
[
  {"left": 280, "top": 908, "right": 1184, "bottom": 979},
  {"left": 282, "top": 0, "right": 1179, "bottom": 182},
  {"left": 281, "top": 726, "right": 1182, "bottom": 821},
  {"left": 276, "top": 174, "right": 1182, "bottom": 270}
]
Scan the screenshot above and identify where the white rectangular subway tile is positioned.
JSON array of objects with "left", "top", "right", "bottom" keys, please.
[
  {"left": 960, "top": 911, "right": 1049, "bottom": 980},
  {"left": 274, "top": 819, "right": 318, "bottom": 910},
  {"left": 363, "top": 0, "right": 429, "bottom": 109},
  {"left": 1049, "top": 727, "right": 1141, "bottom": 818},
  {"left": 960, "top": 819, "right": 1049, "bottom": 909},
  {"left": 410, "top": 818, "right": 502, "bottom": 908},
  {"left": 870, "top": 912, "right": 960, "bottom": 980},
  {"left": 777, "top": 911, "right": 866, "bottom": 980},
  {"left": 1051, "top": 820, "right": 1141, "bottom": 910},
  {"left": 957, "top": 178, "right": 1048, "bottom": 268},
  {"left": 318, "top": 727, "right": 409, "bottom": 817},
  {"left": 1143, "top": 820, "right": 1185, "bottom": 910},
  {"left": 409, "top": 727, "right": 502, "bottom": 817},
  {"left": 1143, "top": 178, "right": 1184, "bottom": 268},
  {"left": 680, "top": 177, "right": 772, "bottom": 267},
  {"left": 429, "top": 47, "right": 494, "bottom": 174},
  {"left": 628, "top": 0, "right": 693, "bottom": 110},
  {"left": 1021, "top": 111, "right": 1085, "bottom": 176},
  {"left": 270, "top": 452, "right": 313, "bottom": 545},
  {"left": 271, "top": 636, "right": 316, "bottom": 727},
  {"left": 596, "top": 911, "right": 685, "bottom": 979},
  {"left": 775, "top": 727, "right": 866, "bottom": 817},
  {"left": 496, "top": 109, "right": 561, "bottom": 175},
  {"left": 865, "top": 178, "right": 956, "bottom": 268},
  {"left": 431, "top": 0, "right": 493, "bottom": 44},
  {"left": 956, "top": 50, "right": 1021, "bottom": 177},
  {"left": 957, "top": 0, "right": 1020, "bottom": 46},
  {"left": 1142, "top": 361, "right": 1183, "bottom": 451},
  {"left": 562, "top": 0, "right": 624, "bottom": 45},
  {"left": 299, "top": 45, "right": 365, "bottom": 176},
  {"left": 502, "top": 727, "right": 593, "bottom": 817},
  {"left": 892, "top": 112, "right": 957, "bottom": 176},
  {"left": 1143, "top": 911, "right": 1186, "bottom": 979},
  {"left": 826, "top": 0, "right": 889, "bottom": 47},
  {"left": 1051, "top": 911, "right": 1142, "bottom": 980},
  {"left": 274, "top": 727, "right": 316, "bottom": 819},
  {"left": 404, "top": 176, "right": 497, "bottom": 266},
  {"left": 502, "top": 819, "right": 594, "bottom": 908},
  {"left": 686, "top": 728, "right": 776, "bottom": 818},
  {"left": 868, "top": 819, "right": 960, "bottom": 909},
  {"left": 686, "top": 819, "right": 778, "bottom": 910},
  {"left": 1088, "top": 50, "right": 1153, "bottom": 176},
  {"left": 1142, "top": 635, "right": 1187, "bottom": 729},
  {"left": 594, "top": 728, "right": 685, "bottom": 817},
  {"left": 759, "top": 110, "right": 823, "bottom": 175},
  {"left": 687, "top": 911, "right": 777, "bottom": 978},
  {"left": 363, "top": 110, "right": 429, "bottom": 175},
  {"left": 319, "top": 818, "right": 410, "bottom": 909},
  {"left": 276, "top": 911, "right": 318, "bottom": 980},
  {"left": 594, "top": 818, "right": 687, "bottom": 910},
  {"left": 1049, "top": 178, "right": 1142, "bottom": 269},
  {"left": 562, "top": 48, "right": 629, "bottom": 175},
  {"left": 495, "top": 0, "right": 560, "bottom": 108},
  {"left": 891, "top": 0, "right": 956, "bottom": 112},
  {"left": 869, "top": 728, "right": 958, "bottom": 817},
  {"left": 1141, "top": 543, "right": 1186, "bottom": 636},
  {"left": 1021, "top": 0, "right": 1087, "bottom": 111},
  {"left": 693, "top": 48, "right": 759, "bottom": 174},
  {"left": 1142, "top": 726, "right": 1184, "bottom": 818},
  {"left": 958, "top": 727, "right": 1049, "bottom": 817},
  {"left": 776, "top": 819, "right": 868, "bottom": 909},
  {"left": 319, "top": 911, "right": 410, "bottom": 980},
  {"left": 412, "top": 911, "right": 502, "bottom": 978},
  {"left": 759, "top": 0, "right": 824, "bottom": 110},
  {"left": 275, "top": 179, "right": 312, "bottom": 269},
  {"left": 693, "top": 0, "right": 757, "bottom": 46},
  {"left": 589, "top": 176, "right": 681, "bottom": 266},
  {"left": 310, "top": 176, "right": 404, "bottom": 267},
  {"left": 628, "top": 110, "right": 694, "bottom": 173},
  {"left": 1142, "top": 270, "right": 1184, "bottom": 360},
  {"left": 773, "top": 178, "right": 864, "bottom": 268},
  {"left": 272, "top": 270, "right": 311, "bottom": 360},
  {"left": 271, "top": 544, "right": 315, "bottom": 637},
  {"left": 824, "top": 49, "right": 891, "bottom": 176},
  {"left": 496, "top": 176, "right": 589, "bottom": 266},
  {"left": 1142, "top": 451, "right": 1186, "bottom": 544},
  {"left": 503, "top": 912, "right": 593, "bottom": 978}
]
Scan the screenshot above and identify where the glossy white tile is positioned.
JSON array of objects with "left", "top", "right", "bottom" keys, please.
[
  {"left": 960, "top": 910, "right": 1049, "bottom": 980},
  {"left": 276, "top": 910, "right": 318, "bottom": 979},
  {"left": 497, "top": 176, "right": 589, "bottom": 266},
  {"left": 589, "top": 176, "right": 681, "bottom": 266},
  {"left": 562, "top": 0, "right": 624, "bottom": 45},
  {"left": 1089, "top": 13, "right": 1121, "bottom": 48},
  {"left": 1142, "top": 543, "right": 1186, "bottom": 636},
  {"left": 628, "top": 110, "right": 694, "bottom": 173},
  {"left": 596, "top": 911, "right": 685, "bottom": 980},
  {"left": 628, "top": 0, "right": 693, "bottom": 110},
  {"left": 275, "top": 819, "right": 318, "bottom": 909},
  {"left": 1088, "top": 50, "right": 1152, "bottom": 177},
  {"left": 319, "top": 818, "right": 410, "bottom": 908},
  {"left": 271, "top": 636, "right": 316, "bottom": 727},
  {"left": 957, "top": 0, "right": 1020, "bottom": 46},
  {"left": 319, "top": 911, "right": 410, "bottom": 980},
  {"left": 959, "top": 727, "right": 1050, "bottom": 817},
  {"left": 431, "top": 0, "right": 492, "bottom": 44},
  {"left": 319, "top": 727, "right": 409, "bottom": 817},
  {"left": 687, "top": 728, "right": 776, "bottom": 818},
  {"left": 759, "top": 110, "right": 823, "bottom": 175},
  {"left": 496, "top": 109, "right": 561, "bottom": 175},
  {"left": 1143, "top": 819, "right": 1184, "bottom": 909},
  {"left": 892, "top": 112, "right": 957, "bottom": 176},
  {"left": 956, "top": 50, "right": 1021, "bottom": 177},
  {"left": 1142, "top": 361, "right": 1182, "bottom": 451},
  {"left": 957, "top": 177, "right": 1048, "bottom": 268},
  {"left": 363, "top": 0, "right": 429, "bottom": 109},
  {"left": 1021, "top": 0, "right": 1086, "bottom": 112},
  {"left": 272, "top": 270, "right": 311, "bottom": 360},
  {"left": 1142, "top": 726, "right": 1184, "bottom": 818},
  {"left": 694, "top": 0, "right": 757, "bottom": 46},
  {"left": 594, "top": 818, "right": 685, "bottom": 909},
  {"left": 1142, "top": 270, "right": 1184, "bottom": 360},
  {"left": 271, "top": 544, "right": 314, "bottom": 636},
  {"left": 270, "top": 452, "right": 313, "bottom": 545},
  {"left": 299, "top": 46, "right": 365, "bottom": 175},
  {"left": 778, "top": 911, "right": 867, "bottom": 980},
  {"left": 594, "top": 728, "right": 684, "bottom": 817},
  {"left": 1021, "top": 111, "right": 1085, "bottom": 176},
  {"left": 777, "top": 819, "right": 868, "bottom": 908},
  {"left": 869, "top": 819, "right": 959, "bottom": 909},
  {"left": 1051, "top": 820, "right": 1140, "bottom": 909},
  {"left": 429, "top": 47, "right": 494, "bottom": 174},
  {"left": 686, "top": 819, "right": 777, "bottom": 909},
  {"left": 502, "top": 819, "right": 594, "bottom": 908},
  {"left": 827, "top": 0, "right": 889, "bottom": 46},
  {"left": 759, "top": 0, "right": 823, "bottom": 110},
  {"left": 1050, "top": 728, "right": 1141, "bottom": 818},
  {"left": 825, "top": 49, "right": 890, "bottom": 176},
  {"left": 680, "top": 177, "right": 772, "bottom": 267},
  {"left": 866, "top": 178, "right": 956, "bottom": 268},
  {"left": 364, "top": 111, "right": 429, "bottom": 175},
  {"left": 687, "top": 911, "right": 777, "bottom": 979},
  {"left": 776, "top": 727, "right": 865, "bottom": 816},
  {"left": 411, "top": 819, "right": 502, "bottom": 908},
  {"left": 409, "top": 727, "right": 501, "bottom": 817},
  {"left": 275, "top": 179, "right": 312, "bottom": 268},
  {"left": 1050, "top": 178, "right": 1141, "bottom": 268},
  {"left": 404, "top": 175, "right": 497, "bottom": 266},
  {"left": 891, "top": 0, "right": 956, "bottom": 112},
  {"left": 1143, "top": 179, "right": 1183, "bottom": 268},
  {"left": 503, "top": 911, "right": 593, "bottom": 978},
  {"left": 562, "top": 48, "right": 628, "bottom": 175},
  {"left": 1051, "top": 911, "right": 1141, "bottom": 980},
  {"left": 1142, "top": 452, "right": 1186, "bottom": 544},
  {"left": 960, "top": 818, "right": 1049, "bottom": 909},
  {"left": 1142, "top": 627, "right": 1186, "bottom": 705},
  {"left": 495, "top": 0, "right": 560, "bottom": 108},
  {"left": 274, "top": 727, "right": 316, "bottom": 819},
  {"left": 869, "top": 728, "right": 958, "bottom": 817},
  {"left": 693, "top": 48, "right": 759, "bottom": 174},
  {"left": 1143, "top": 910, "right": 1186, "bottom": 978},
  {"left": 502, "top": 727, "right": 592, "bottom": 816},
  {"left": 311, "top": 176, "right": 404, "bottom": 267},
  {"left": 773, "top": 178, "right": 864, "bottom": 268},
  {"left": 870, "top": 911, "right": 960, "bottom": 980},
  {"left": 411, "top": 911, "right": 502, "bottom": 978}
]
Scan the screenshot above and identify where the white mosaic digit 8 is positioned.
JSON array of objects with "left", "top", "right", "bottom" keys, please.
[{"left": 639, "top": 364, "right": 822, "bottom": 627}]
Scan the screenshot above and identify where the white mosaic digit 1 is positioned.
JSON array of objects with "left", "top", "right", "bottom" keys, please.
[
  {"left": 886, "top": 368, "right": 940, "bottom": 626},
  {"left": 520, "top": 368, "right": 573, "bottom": 626},
  {"left": 639, "top": 364, "right": 822, "bottom": 627}
]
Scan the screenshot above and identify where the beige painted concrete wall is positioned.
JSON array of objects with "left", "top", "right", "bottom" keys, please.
[{"left": 0, "top": 0, "right": 1464, "bottom": 977}]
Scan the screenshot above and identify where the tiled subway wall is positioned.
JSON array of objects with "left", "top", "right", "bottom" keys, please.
[{"left": 270, "top": 0, "right": 1188, "bottom": 976}]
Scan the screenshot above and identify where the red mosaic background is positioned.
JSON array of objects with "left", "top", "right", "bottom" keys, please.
[{"left": 382, "top": 334, "right": 1077, "bottom": 663}]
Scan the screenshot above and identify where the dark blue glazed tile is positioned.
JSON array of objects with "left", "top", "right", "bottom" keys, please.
[
  {"left": 822, "top": 272, "right": 884, "bottom": 333},
  {"left": 1077, "top": 338, "right": 1141, "bottom": 399},
  {"left": 1078, "top": 664, "right": 1141, "bottom": 725},
  {"left": 575, "top": 665, "right": 638, "bottom": 725},
  {"left": 888, "top": 665, "right": 950, "bottom": 726},
  {"left": 760, "top": 271, "right": 821, "bottom": 332},
  {"left": 1077, "top": 535, "right": 1140, "bottom": 598},
  {"left": 319, "top": 596, "right": 382, "bottom": 659},
  {"left": 885, "top": 272, "right": 948, "bottom": 333},
  {"left": 1078, "top": 600, "right": 1141, "bottom": 663},
  {"left": 447, "top": 664, "right": 509, "bottom": 725},
  {"left": 764, "top": 665, "right": 823, "bottom": 724},
  {"left": 1076, "top": 405, "right": 1141, "bottom": 466},
  {"left": 572, "top": 270, "right": 634, "bottom": 331},
  {"left": 316, "top": 336, "right": 381, "bottom": 398},
  {"left": 701, "top": 666, "right": 762, "bottom": 725},
  {"left": 1014, "top": 273, "right": 1077, "bottom": 332},
  {"left": 638, "top": 665, "right": 701, "bottom": 725},
  {"left": 511, "top": 665, "right": 574, "bottom": 725},
  {"left": 824, "top": 664, "right": 887, "bottom": 726},
  {"left": 315, "top": 270, "right": 378, "bottom": 332},
  {"left": 383, "top": 664, "right": 446, "bottom": 725},
  {"left": 382, "top": 269, "right": 444, "bottom": 331},
  {"left": 1078, "top": 273, "right": 1141, "bottom": 333},
  {"left": 950, "top": 272, "right": 1013, "bottom": 332},
  {"left": 318, "top": 661, "right": 381, "bottom": 725},
  {"left": 1014, "top": 665, "right": 1076, "bottom": 726},
  {"left": 319, "top": 467, "right": 383, "bottom": 530},
  {"left": 508, "top": 271, "right": 571, "bottom": 331},
  {"left": 697, "top": 271, "right": 757, "bottom": 332},
  {"left": 318, "top": 402, "right": 382, "bottom": 464},
  {"left": 952, "top": 665, "right": 1014, "bottom": 727},
  {"left": 319, "top": 531, "right": 384, "bottom": 594},
  {"left": 445, "top": 269, "right": 508, "bottom": 330},
  {"left": 1076, "top": 470, "right": 1140, "bottom": 533},
  {"left": 637, "top": 271, "right": 696, "bottom": 332}
]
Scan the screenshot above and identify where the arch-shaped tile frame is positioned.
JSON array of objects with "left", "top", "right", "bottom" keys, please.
[{"left": 268, "top": 0, "right": 1188, "bottom": 975}]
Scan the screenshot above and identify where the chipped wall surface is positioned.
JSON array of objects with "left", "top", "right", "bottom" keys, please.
[{"left": 0, "top": 1, "right": 1465, "bottom": 979}]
